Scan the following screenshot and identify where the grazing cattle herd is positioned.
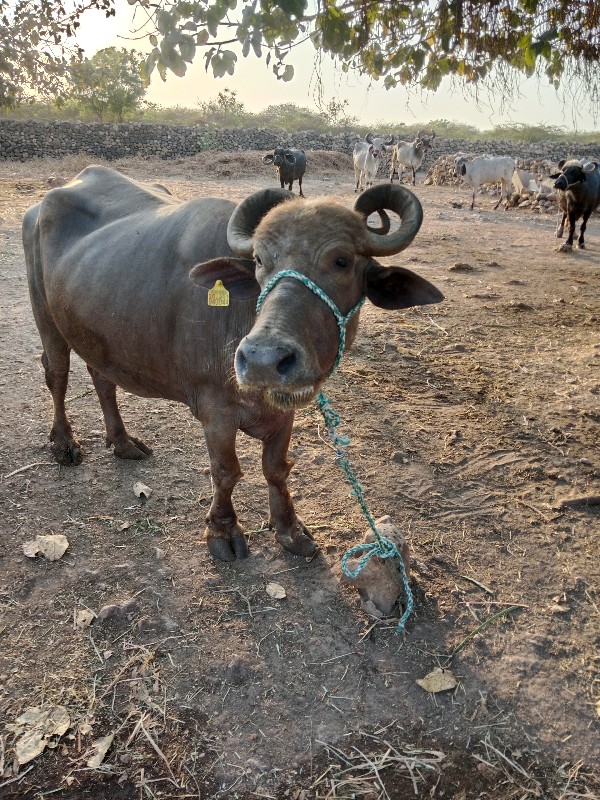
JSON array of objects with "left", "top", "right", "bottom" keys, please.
[{"left": 20, "top": 134, "right": 599, "bottom": 563}]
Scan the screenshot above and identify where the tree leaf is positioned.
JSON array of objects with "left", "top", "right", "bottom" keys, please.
[
  {"left": 22, "top": 534, "right": 69, "bottom": 561},
  {"left": 266, "top": 582, "right": 286, "bottom": 599},
  {"left": 86, "top": 734, "right": 115, "bottom": 769},
  {"left": 416, "top": 668, "right": 458, "bottom": 693}
]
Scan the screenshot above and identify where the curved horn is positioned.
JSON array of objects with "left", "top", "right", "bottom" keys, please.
[
  {"left": 227, "top": 188, "right": 294, "bottom": 257},
  {"left": 365, "top": 132, "right": 374, "bottom": 144},
  {"left": 353, "top": 184, "right": 423, "bottom": 257},
  {"left": 354, "top": 207, "right": 391, "bottom": 236},
  {"left": 384, "top": 134, "right": 395, "bottom": 146},
  {"left": 431, "top": 130, "right": 436, "bottom": 140}
]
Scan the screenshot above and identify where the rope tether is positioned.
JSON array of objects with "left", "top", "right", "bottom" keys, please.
[{"left": 256, "top": 269, "right": 414, "bottom": 633}]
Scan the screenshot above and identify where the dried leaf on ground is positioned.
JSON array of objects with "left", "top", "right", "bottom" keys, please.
[
  {"left": 416, "top": 667, "right": 458, "bottom": 693},
  {"left": 86, "top": 733, "right": 115, "bottom": 768},
  {"left": 22, "top": 534, "right": 69, "bottom": 561},
  {"left": 133, "top": 481, "right": 152, "bottom": 499},
  {"left": 266, "top": 582, "right": 287, "bottom": 599},
  {"left": 8, "top": 706, "right": 71, "bottom": 766},
  {"left": 74, "top": 608, "right": 96, "bottom": 629}
]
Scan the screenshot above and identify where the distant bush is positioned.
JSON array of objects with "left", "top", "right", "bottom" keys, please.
[{"left": 2, "top": 91, "right": 597, "bottom": 143}]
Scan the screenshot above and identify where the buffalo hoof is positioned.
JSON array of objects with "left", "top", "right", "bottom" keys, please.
[
  {"left": 275, "top": 521, "right": 318, "bottom": 558},
  {"left": 112, "top": 436, "right": 153, "bottom": 460},
  {"left": 557, "top": 242, "right": 573, "bottom": 253},
  {"left": 51, "top": 437, "right": 83, "bottom": 466},
  {"left": 578, "top": 243, "right": 586, "bottom": 250},
  {"left": 207, "top": 527, "right": 249, "bottom": 562}
]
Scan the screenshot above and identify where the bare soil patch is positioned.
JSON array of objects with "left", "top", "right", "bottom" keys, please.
[{"left": 0, "top": 152, "right": 598, "bottom": 799}]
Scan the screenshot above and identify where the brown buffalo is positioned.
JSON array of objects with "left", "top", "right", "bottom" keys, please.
[{"left": 22, "top": 165, "right": 443, "bottom": 561}]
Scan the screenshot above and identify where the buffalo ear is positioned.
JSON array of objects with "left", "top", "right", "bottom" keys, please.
[
  {"left": 364, "top": 263, "right": 444, "bottom": 310},
  {"left": 460, "top": 163, "right": 467, "bottom": 176},
  {"left": 557, "top": 159, "right": 566, "bottom": 169},
  {"left": 549, "top": 172, "right": 560, "bottom": 179},
  {"left": 189, "top": 258, "right": 260, "bottom": 301},
  {"left": 262, "top": 155, "right": 275, "bottom": 164}
]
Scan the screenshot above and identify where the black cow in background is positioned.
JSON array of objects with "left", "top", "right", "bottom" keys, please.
[
  {"left": 262, "top": 147, "right": 307, "bottom": 196},
  {"left": 551, "top": 158, "right": 600, "bottom": 250}
]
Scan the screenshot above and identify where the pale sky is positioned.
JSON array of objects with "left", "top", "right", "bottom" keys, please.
[{"left": 74, "top": 2, "right": 598, "bottom": 133}]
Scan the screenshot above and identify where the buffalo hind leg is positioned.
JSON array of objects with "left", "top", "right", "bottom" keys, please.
[
  {"left": 87, "top": 366, "right": 152, "bottom": 459},
  {"left": 262, "top": 415, "right": 317, "bottom": 557},
  {"left": 40, "top": 335, "right": 82, "bottom": 466},
  {"left": 203, "top": 420, "right": 248, "bottom": 562},
  {"left": 577, "top": 212, "right": 591, "bottom": 249}
]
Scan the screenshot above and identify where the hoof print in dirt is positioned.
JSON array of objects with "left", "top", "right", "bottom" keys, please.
[{"left": 342, "top": 515, "right": 411, "bottom": 617}]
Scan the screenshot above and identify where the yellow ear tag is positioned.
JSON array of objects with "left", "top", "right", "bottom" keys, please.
[{"left": 207, "top": 279, "right": 230, "bottom": 307}]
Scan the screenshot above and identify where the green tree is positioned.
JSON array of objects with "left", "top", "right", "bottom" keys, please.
[
  {"left": 2, "top": 0, "right": 600, "bottom": 115},
  {"left": 0, "top": 0, "right": 114, "bottom": 110},
  {"left": 136, "top": 0, "right": 600, "bottom": 116},
  {"left": 66, "top": 47, "right": 147, "bottom": 122}
]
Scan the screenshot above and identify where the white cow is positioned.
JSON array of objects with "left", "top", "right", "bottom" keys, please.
[
  {"left": 455, "top": 154, "right": 516, "bottom": 210},
  {"left": 353, "top": 133, "right": 395, "bottom": 192},
  {"left": 390, "top": 131, "right": 436, "bottom": 185}
]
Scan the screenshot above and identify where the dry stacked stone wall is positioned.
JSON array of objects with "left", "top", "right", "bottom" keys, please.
[{"left": 1, "top": 119, "right": 598, "bottom": 166}]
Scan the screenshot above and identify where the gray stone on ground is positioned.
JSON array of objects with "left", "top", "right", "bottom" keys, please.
[{"left": 342, "top": 515, "right": 410, "bottom": 617}]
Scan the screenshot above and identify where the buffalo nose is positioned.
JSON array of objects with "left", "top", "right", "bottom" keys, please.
[
  {"left": 554, "top": 176, "right": 566, "bottom": 190},
  {"left": 235, "top": 342, "right": 298, "bottom": 384}
]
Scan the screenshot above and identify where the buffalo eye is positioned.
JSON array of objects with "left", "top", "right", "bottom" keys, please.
[
  {"left": 254, "top": 254, "right": 263, "bottom": 267},
  {"left": 335, "top": 256, "right": 350, "bottom": 269}
]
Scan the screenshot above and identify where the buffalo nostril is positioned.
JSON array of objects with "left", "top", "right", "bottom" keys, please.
[
  {"left": 235, "top": 349, "right": 248, "bottom": 378},
  {"left": 277, "top": 353, "right": 297, "bottom": 376}
]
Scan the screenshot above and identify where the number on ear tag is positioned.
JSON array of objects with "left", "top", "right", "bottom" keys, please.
[{"left": 207, "top": 279, "right": 230, "bottom": 307}]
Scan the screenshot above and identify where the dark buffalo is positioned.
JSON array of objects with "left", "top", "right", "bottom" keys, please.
[
  {"left": 262, "top": 147, "right": 307, "bottom": 196},
  {"left": 22, "top": 165, "right": 442, "bottom": 561},
  {"left": 550, "top": 158, "right": 600, "bottom": 250}
]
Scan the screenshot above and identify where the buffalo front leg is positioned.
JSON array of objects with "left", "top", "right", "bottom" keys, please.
[
  {"left": 262, "top": 415, "right": 317, "bottom": 558},
  {"left": 565, "top": 212, "right": 578, "bottom": 248},
  {"left": 87, "top": 367, "right": 152, "bottom": 459},
  {"left": 556, "top": 210, "right": 566, "bottom": 238},
  {"left": 203, "top": 421, "right": 248, "bottom": 562}
]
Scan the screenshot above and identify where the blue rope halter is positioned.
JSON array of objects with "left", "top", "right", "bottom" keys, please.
[
  {"left": 256, "top": 269, "right": 414, "bottom": 634},
  {"left": 255, "top": 270, "right": 365, "bottom": 376}
]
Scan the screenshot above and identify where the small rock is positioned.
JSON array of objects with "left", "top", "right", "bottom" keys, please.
[
  {"left": 97, "top": 598, "right": 138, "bottom": 621},
  {"left": 342, "top": 516, "right": 410, "bottom": 617},
  {"left": 449, "top": 262, "right": 474, "bottom": 271}
]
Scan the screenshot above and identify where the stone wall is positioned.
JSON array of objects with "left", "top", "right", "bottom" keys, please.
[{"left": 1, "top": 119, "right": 598, "bottom": 164}]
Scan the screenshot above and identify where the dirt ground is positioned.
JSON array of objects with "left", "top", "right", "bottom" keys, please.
[{"left": 0, "top": 150, "right": 598, "bottom": 800}]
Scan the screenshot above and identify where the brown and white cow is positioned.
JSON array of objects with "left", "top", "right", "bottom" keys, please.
[{"left": 22, "top": 165, "right": 443, "bottom": 561}]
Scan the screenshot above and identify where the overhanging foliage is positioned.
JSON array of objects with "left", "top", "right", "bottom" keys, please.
[{"left": 1, "top": 0, "right": 599, "bottom": 115}]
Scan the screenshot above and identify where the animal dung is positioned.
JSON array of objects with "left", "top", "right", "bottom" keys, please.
[{"left": 342, "top": 515, "right": 411, "bottom": 617}]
